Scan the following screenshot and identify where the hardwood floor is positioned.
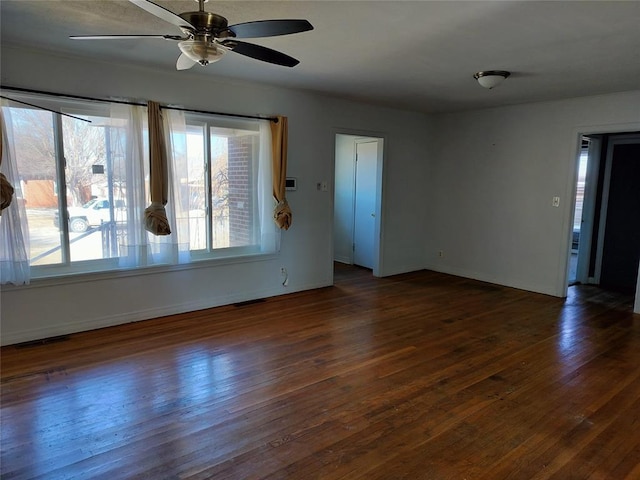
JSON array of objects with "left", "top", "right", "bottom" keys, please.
[{"left": 1, "top": 265, "right": 639, "bottom": 479}]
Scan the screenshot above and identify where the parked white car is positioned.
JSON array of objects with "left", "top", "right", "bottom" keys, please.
[{"left": 55, "top": 198, "right": 126, "bottom": 233}]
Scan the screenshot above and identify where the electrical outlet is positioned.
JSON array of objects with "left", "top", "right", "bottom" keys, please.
[
  {"left": 438, "top": 250, "right": 444, "bottom": 258},
  {"left": 280, "top": 267, "right": 287, "bottom": 276}
]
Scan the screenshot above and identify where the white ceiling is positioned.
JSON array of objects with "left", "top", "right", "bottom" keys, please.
[{"left": 2, "top": 0, "right": 639, "bottom": 113}]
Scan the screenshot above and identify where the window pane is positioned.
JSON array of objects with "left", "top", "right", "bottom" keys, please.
[
  {"left": 61, "top": 115, "right": 126, "bottom": 262},
  {"left": 8, "top": 107, "right": 63, "bottom": 266},
  {"left": 210, "top": 133, "right": 229, "bottom": 248},
  {"left": 184, "top": 124, "right": 206, "bottom": 251},
  {"left": 212, "top": 127, "right": 260, "bottom": 249}
]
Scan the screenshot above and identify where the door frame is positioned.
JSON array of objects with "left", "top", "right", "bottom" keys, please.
[
  {"left": 563, "top": 122, "right": 640, "bottom": 314},
  {"left": 331, "top": 128, "right": 386, "bottom": 278}
]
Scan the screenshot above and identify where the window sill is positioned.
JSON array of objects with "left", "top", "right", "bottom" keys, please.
[{"left": 1, "top": 251, "right": 279, "bottom": 291}]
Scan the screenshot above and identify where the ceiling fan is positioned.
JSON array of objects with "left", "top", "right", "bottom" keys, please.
[{"left": 70, "top": 0, "right": 313, "bottom": 69}]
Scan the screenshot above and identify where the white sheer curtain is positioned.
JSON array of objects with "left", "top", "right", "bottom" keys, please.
[
  {"left": 0, "top": 106, "right": 30, "bottom": 284},
  {"left": 146, "top": 108, "right": 190, "bottom": 264},
  {"left": 115, "top": 105, "right": 190, "bottom": 266},
  {"left": 258, "top": 120, "right": 279, "bottom": 252},
  {"left": 112, "top": 103, "right": 149, "bottom": 268}
]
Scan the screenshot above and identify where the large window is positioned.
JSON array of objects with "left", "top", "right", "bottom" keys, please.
[{"left": 1, "top": 93, "right": 276, "bottom": 280}]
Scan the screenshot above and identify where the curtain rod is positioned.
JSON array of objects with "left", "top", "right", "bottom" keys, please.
[
  {"left": 0, "top": 95, "right": 92, "bottom": 123},
  {"left": 0, "top": 85, "right": 279, "bottom": 123}
]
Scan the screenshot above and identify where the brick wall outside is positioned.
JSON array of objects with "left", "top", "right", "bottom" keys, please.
[
  {"left": 22, "top": 179, "right": 57, "bottom": 208},
  {"left": 227, "top": 135, "right": 256, "bottom": 246}
]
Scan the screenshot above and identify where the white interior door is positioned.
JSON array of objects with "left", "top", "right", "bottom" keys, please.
[{"left": 353, "top": 141, "right": 377, "bottom": 269}]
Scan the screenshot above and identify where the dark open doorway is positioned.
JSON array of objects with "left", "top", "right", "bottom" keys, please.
[{"left": 568, "top": 132, "right": 640, "bottom": 302}]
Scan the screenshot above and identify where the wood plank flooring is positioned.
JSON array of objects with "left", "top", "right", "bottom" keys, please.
[{"left": 1, "top": 265, "right": 639, "bottom": 479}]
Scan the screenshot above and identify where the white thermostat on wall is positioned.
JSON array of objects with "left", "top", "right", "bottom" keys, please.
[{"left": 285, "top": 177, "right": 297, "bottom": 191}]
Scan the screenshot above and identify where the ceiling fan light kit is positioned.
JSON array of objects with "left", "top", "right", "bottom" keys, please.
[
  {"left": 70, "top": 0, "right": 313, "bottom": 70},
  {"left": 178, "top": 39, "right": 225, "bottom": 66},
  {"left": 473, "top": 70, "right": 511, "bottom": 89}
]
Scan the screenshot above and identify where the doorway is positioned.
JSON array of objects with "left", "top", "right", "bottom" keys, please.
[
  {"left": 333, "top": 133, "right": 384, "bottom": 275},
  {"left": 598, "top": 140, "right": 640, "bottom": 292},
  {"left": 567, "top": 132, "right": 640, "bottom": 303}
]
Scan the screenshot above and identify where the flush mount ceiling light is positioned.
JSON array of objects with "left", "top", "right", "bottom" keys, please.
[{"left": 473, "top": 70, "right": 511, "bottom": 89}]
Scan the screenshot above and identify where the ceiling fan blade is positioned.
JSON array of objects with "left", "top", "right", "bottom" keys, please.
[
  {"left": 70, "top": 34, "right": 183, "bottom": 41},
  {"left": 227, "top": 19, "right": 313, "bottom": 39},
  {"left": 223, "top": 40, "right": 300, "bottom": 67},
  {"left": 176, "top": 53, "right": 197, "bottom": 70},
  {"left": 128, "top": 0, "right": 194, "bottom": 30}
]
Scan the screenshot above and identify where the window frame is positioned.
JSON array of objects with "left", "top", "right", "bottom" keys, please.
[
  {"left": 183, "top": 112, "right": 264, "bottom": 260},
  {"left": 3, "top": 93, "right": 276, "bottom": 281}
]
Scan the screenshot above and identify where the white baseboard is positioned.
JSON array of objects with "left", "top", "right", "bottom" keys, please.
[
  {"left": 334, "top": 255, "right": 352, "bottom": 264},
  {"left": 1, "top": 279, "right": 332, "bottom": 346},
  {"left": 424, "top": 263, "right": 559, "bottom": 298}
]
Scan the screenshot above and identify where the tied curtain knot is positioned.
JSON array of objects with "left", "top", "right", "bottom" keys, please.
[
  {"left": 274, "top": 198, "right": 292, "bottom": 231},
  {"left": 1, "top": 109, "right": 15, "bottom": 215},
  {"left": 144, "top": 201, "right": 171, "bottom": 235},
  {"left": 0, "top": 173, "right": 14, "bottom": 214}
]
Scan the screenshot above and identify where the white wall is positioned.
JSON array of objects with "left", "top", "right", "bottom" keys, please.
[
  {"left": 0, "top": 46, "right": 432, "bottom": 345},
  {"left": 426, "top": 91, "right": 640, "bottom": 299},
  {"left": 3, "top": 47, "right": 637, "bottom": 345}
]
